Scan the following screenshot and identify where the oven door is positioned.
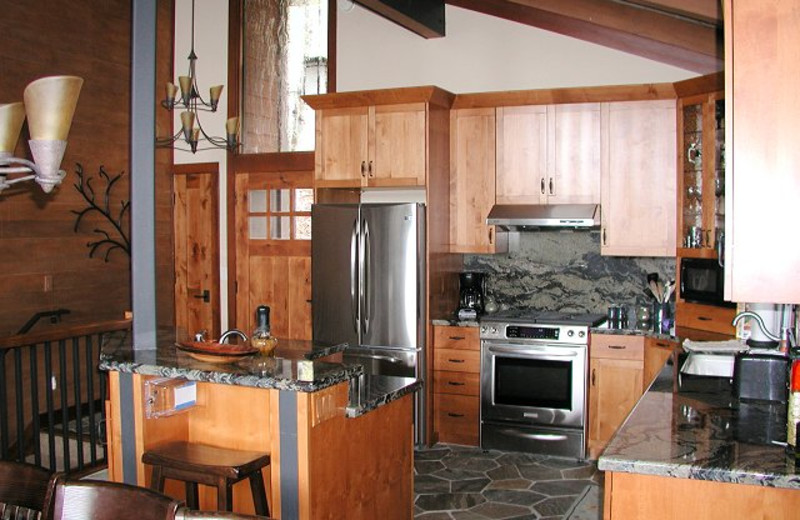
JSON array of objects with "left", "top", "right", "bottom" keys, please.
[{"left": 481, "top": 340, "right": 586, "bottom": 428}]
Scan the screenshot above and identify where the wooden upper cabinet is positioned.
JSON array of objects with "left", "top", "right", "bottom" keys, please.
[
  {"left": 315, "top": 106, "right": 369, "bottom": 187},
  {"left": 496, "top": 105, "right": 547, "bottom": 203},
  {"left": 495, "top": 103, "right": 601, "bottom": 205},
  {"left": 369, "top": 103, "right": 427, "bottom": 186},
  {"left": 450, "top": 108, "right": 507, "bottom": 254},
  {"left": 724, "top": 0, "right": 800, "bottom": 303},
  {"left": 601, "top": 100, "right": 677, "bottom": 257}
]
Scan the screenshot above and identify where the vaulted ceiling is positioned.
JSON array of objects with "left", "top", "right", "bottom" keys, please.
[{"left": 353, "top": 0, "right": 723, "bottom": 74}]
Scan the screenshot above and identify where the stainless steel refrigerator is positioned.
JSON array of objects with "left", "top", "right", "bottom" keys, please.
[{"left": 311, "top": 203, "right": 426, "bottom": 443}]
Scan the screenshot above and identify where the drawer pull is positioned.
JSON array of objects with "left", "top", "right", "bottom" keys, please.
[
  {"left": 448, "top": 336, "right": 465, "bottom": 340},
  {"left": 608, "top": 345, "right": 627, "bottom": 350},
  {"left": 655, "top": 342, "right": 669, "bottom": 348},
  {"left": 447, "top": 412, "right": 465, "bottom": 418},
  {"left": 448, "top": 359, "right": 465, "bottom": 363},
  {"left": 447, "top": 381, "right": 465, "bottom": 386},
  {"left": 698, "top": 316, "right": 711, "bottom": 321}
]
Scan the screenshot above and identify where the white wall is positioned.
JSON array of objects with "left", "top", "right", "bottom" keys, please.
[
  {"left": 336, "top": 1, "right": 697, "bottom": 93},
  {"left": 174, "top": 0, "right": 230, "bottom": 330}
]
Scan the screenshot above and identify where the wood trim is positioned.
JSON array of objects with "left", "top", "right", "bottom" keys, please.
[
  {"left": 106, "top": 372, "right": 123, "bottom": 483},
  {"left": 0, "top": 319, "right": 131, "bottom": 349},
  {"left": 231, "top": 152, "right": 315, "bottom": 173},
  {"left": 303, "top": 86, "right": 456, "bottom": 110},
  {"left": 227, "top": 0, "right": 243, "bottom": 329},
  {"left": 452, "top": 82, "right": 677, "bottom": 109},
  {"left": 173, "top": 162, "right": 220, "bottom": 175},
  {"left": 268, "top": 390, "right": 282, "bottom": 518},
  {"left": 327, "top": 0, "right": 337, "bottom": 93},
  {"left": 673, "top": 71, "right": 724, "bottom": 98}
]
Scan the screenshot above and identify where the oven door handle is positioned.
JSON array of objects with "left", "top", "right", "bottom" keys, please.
[
  {"left": 487, "top": 346, "right": 579, "bottom": 357},
  {"left": 495, "top": 428, "right": 569, "bottom": 442}
]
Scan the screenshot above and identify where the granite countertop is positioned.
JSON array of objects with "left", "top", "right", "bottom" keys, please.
[
  {"left": 98, "top": 329, "right": 419, "bottom": 416},
  {"left": 598, "top": 361, "right": 800, "bottom": 489},
  {"left": 590, "top": 326, "right": 675, "bottom": 342},
  {"left": 431, "top": 318, "right": 480, "bottom": 328}
]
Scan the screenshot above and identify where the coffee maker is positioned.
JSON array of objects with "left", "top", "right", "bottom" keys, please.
[{"left": 457, "top": 272, "right": 486, "bottom": 320}]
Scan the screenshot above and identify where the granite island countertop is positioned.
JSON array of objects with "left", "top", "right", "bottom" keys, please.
[
  {"left": 98, "top": 329, "right": 420, "bottom": 416},
  {"left": 598, "top": 361, "right": 800, "bottom": 490}
]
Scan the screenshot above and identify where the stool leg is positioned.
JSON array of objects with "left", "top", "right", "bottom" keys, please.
[
  {"left": 185, "top": 482, "right": 199, "bottom": 509},
  {"left": 249, "top": 470, "right": 269, "bottom": 517},
  {"left": 217, "top": 477, "right": 233, "bottom": 511},
  {"left": 151, "top": 466, "right": 164, "bottom": 492}
]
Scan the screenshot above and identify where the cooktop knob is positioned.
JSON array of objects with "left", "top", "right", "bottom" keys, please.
[
  {"left": 480, "top": 326, "right": 486, "bottom": 334},
  {"left": 578, "top": 331, "right": 586, "bottom": 338},
  {"left": 567, "top": 330, "right": 574, "bottom": 337}
]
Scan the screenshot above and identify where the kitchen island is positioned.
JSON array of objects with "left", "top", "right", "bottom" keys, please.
[
  {"left": 99, "top": 331, "right": 420, "bottom": 519},
  {"left": 598, "top": 360, "right": 800, "bottom": 519}
]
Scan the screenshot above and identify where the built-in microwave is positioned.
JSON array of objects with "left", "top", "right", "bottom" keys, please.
[{"left": 679, "top": 257, "right": 735, "bottom": 308}]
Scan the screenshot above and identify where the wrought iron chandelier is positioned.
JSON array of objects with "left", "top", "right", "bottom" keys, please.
[
  {"left": 0, "top": 76, "right": 83, "bottom": 194},
  {"left": 157, "top": 0, "right": 239, "bottom": 154}
]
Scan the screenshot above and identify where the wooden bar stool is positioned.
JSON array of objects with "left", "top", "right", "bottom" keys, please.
[{"left": 142, "top": 442, "right": 270, "bottom": 516}]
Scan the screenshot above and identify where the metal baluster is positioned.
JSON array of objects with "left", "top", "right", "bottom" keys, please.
[
  {"left": 73, "top": 336, "right": 84, "bottom": 470},
  {"left": 0, "top": 351, "right": 8, "bottom": 459},
  {"left": 14, "top": 348, "right": 25, "bottom": 462},
  {"left": 30, "top": 345, "right": 41, "bottom": 466},
  {"left": 58, "top": 339, "right": 70, "bottom": 473},
  {"left": 86, "top": 334, "right": 97, "bottom": 465},
  {"left": 44, "top": 342, "right": 56, "bottom": 472}
]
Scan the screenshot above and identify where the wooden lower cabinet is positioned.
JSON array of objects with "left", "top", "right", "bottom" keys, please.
[
  {"left": 588, "top": 334, "right": 644, "bottom": 459},
  {"left": 643, "top": 338, "right": 676, "bottom": 392},
  {"left": 432, "top": 325, "right": 480, "bottom": 446}
]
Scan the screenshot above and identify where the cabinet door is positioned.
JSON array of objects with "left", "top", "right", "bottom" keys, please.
[
  {"left": 643, "top": 338, "right": 675, "bottom": 391},
  {"left": 450, "top": 108, "right": 506, "bottom": 253},
  {"left": 724, "top": 0, "right": 800, "bottom": 303},
  {"left": 601, "top": 100, "right": 677, "bottom": 256},
  {"left": 550, "top": 103, "right": 602, "bottom": 204},
  {"left": 315, "top": 107, "right": 368, "bottom": 187},
  {"left": 588, "top": 357, "right": 643, "bottom": 457},
  {"left": 496, "top": 105, "right": 547, "bottom": 204},
  {"left": 369, "top": 103, "right": 427, "bottom": 187}
]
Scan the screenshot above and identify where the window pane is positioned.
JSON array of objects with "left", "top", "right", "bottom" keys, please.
[
  {"left": 270, "top": 188, "right": 291, "bottom": 213},
  {"left": 295, "top": 188, "right": 313, "bottom": 212},
  {"left": 241, "top": 0, "right": 328, "bottom": 153},
  {"left": 249, "top": 189, "right": 267, "bottom": 213},
  {"left": 295, "top": 216, "right": 311, "bottom": 239},
  {"left": 249, "top": 216, "right": 268, "bottom": 239},
  {"left": 270, "top": 216, "right": 291, "bottom": 240}
]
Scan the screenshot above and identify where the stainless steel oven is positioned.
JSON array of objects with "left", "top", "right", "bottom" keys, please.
[{"left": 480, "top": 311, "right": 605, "bottom": 459}]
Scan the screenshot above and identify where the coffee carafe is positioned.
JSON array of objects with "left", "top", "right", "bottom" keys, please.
[{"left": 457, "top": 272, "right": 486, "bottom": 320}]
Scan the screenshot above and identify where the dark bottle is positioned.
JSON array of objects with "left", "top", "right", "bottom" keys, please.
[{"left": 252, "top": 305, "right": 277, "bottom": 354}]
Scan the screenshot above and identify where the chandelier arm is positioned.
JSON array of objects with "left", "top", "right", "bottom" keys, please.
[{"left": 0, "top": 156, "right": 39, "bottom": 177}]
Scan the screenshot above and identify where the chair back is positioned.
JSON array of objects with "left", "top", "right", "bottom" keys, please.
[
  {"left": 0, "top": 461, "right": 57, "bottom": 519},
  {"left": 50, "top": 478, "right": 183, "bottom": 520}
]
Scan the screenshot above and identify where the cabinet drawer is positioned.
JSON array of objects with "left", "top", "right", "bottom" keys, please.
[
  {"left": 433, "top": 326, "right": 480, "bottom": 350},
  {"left": 675, "top": 301, "right": 736, "bottom": 336},
  {"left": 434, "top": 393, "right": 479, "bottom": 446},
  {"left": 590, "top": 334, "right": 644, "bottom": 361},
  {"left": 434, "top": 370, "right": 480, "bottom": 396},
  {"left": 434, "top": 349, "right": 481, "bottom": 373}
]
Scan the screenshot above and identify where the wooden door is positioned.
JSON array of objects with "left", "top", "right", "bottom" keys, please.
[
  {"left": 450, "top": 108, "right": 505, "bottom": 254},
  {"left": 588, "top": 357, "right": 643, "bottom": 457},
  {"left": 234, "top": 168, "right": 313, "bottom": 339},
  {"left": 174, "top": 164, "right": 220, "bottom": 340},
  {"left": 495, "top": 105, "right": 547, "bottom": 204},
  {"left": 724, "top": 0, "right": 800, "bottom": 303},
  {"left": 315, "top": 107, "right": 368, "bottom": 188},
  {"left": 549, "top": 103, "right": 601, "bottom": 204},
  {"left": 369, "top": 103, "right": 427, "bottom": 187},
  {"left": 601, "top": 100, "right": 677, "bottom": 256}
]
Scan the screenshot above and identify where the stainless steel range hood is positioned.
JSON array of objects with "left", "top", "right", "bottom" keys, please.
[{"left": 486, "top": 204, "right": 600, "bottom": 230}]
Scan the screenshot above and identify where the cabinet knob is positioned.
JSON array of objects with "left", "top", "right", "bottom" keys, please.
[
  {"left": 360, "top": 161, "right": 366, "bottom": 177},
  {"left": 540, "top": 178, "right": 545, "bottom": 194}
]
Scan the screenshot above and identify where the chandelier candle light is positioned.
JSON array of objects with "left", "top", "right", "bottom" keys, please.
[
  {"left": 158, "top": 0, "right": 239, "bottom": 153},
  {"left": 0, "top": 76, "right": 83, "bottom": 194}
]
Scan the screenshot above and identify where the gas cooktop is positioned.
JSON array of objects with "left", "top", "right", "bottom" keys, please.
[{"left": 481, "top": 309, "right": 607, "bottom": 327}]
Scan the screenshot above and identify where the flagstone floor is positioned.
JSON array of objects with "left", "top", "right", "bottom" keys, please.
[{"left": 414, "top": 444, "right": 602, "bottom": 520}]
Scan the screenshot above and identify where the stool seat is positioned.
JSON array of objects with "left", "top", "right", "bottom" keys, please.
[{"left": 142, "top": 442, "right": 270, "bottom": 516}]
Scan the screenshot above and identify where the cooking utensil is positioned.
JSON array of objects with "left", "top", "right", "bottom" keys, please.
[
  {"left": 663, "top": 280, "right": 675, "bottom": 303},
  {"left": 647, "top": 273, "right": 662, "bottom": 302}
]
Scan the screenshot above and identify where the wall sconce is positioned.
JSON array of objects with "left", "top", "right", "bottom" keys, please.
[{"left": 0, "top": 76, "right": 83, "bottom": 194}]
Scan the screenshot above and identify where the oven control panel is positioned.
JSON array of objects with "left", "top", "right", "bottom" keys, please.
[
  {"left": 507, "top": 325, "right": 559, "bottom": 340},
  {"left": 480, "top": 322, "right": 589, "bottom": 343}
]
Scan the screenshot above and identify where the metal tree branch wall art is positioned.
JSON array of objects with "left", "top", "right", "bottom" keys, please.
[{"left": 72, "top": 164, "right": 131, "bottom": 261}]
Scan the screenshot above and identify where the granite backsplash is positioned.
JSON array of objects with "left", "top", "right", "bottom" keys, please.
[{"left": 463, "top": 230, "right": 675, "bottom": 315}]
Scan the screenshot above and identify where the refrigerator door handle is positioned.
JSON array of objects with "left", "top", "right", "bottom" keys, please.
[
  {"left": 350, "top": 219, "right": 359, "bottom": 335},
  {"left": 362, "top": 218, "right": 371, "bottom": 335}
]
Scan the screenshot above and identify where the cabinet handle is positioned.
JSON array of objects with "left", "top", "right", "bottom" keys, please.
[
  {"left": 448, "top": 359, "right": 465, "bottom": 364},
  {"left": 608, "top": 345, "right": 627, "bottom": 350},
  {"left": 360, "top": 161, "right": 366, "bottom": 177},
  {"left": 447, "top": 412, "right": 465, "bottom": 418},
  {"left": 540, "top": 177, "right": 545, "bottom": 194},
  {"left": 447, "top": 381, "right": 465, "bottom": 386},
  {"left": 549, "top": 178, "right": 554, "bottom": 195},
  {"left": 602, "top": 228, "right": 607, "bottom": 245},
  {"left": 655, "top": 342, "right": 669, "bottom": 348},
  {"left": 448, "top": 336, "right": 465, "bottom": 340},
  {"left": 488, "top": 227, "right": 494, "bottom": 245},
  {"left": 591, "top": 368, "right": 596, "bottom": 386},
  {"left": 368, "top": 160, "right": 374, "bottom": 177},
  {"left": 698, "top": 316, "right": 711, "bottom": 321}
]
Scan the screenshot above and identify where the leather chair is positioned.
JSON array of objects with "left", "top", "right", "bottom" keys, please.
[
  {"left": 0, "top": 460, "right": 58, "bottom": 520},
  {"left": 50, "top": 477, "right": 184, "bottom": 520}
]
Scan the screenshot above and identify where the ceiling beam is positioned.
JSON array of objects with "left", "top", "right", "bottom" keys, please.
[
  {"left": 446, "top": 0, "right": 723, "bottom": 73},
  {"left": 354, "top": 0, "right": 445, "bottom": 38},
  {"left": 618, "top": 0, "right": 721, "bottom": 26}
]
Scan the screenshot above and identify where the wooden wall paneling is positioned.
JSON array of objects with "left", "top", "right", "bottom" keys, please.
[
  {"left": 287, "top": 257, "right": 312, "bottom": 340},
  {"left": 233, "top": 173, "right": 251, "bottom": 331}
]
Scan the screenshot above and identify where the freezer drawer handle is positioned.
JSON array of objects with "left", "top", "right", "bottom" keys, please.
[{"left": 350, "top": 353, "right": 404, "bottom": 364}]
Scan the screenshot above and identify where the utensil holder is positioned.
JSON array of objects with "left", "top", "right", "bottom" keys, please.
[{"left": 653, "top": 302, "right": 672, "bottom": 334}]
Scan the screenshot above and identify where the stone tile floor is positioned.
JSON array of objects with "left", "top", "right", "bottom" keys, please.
[{"left": 414, "top": 444, "right": 603, "bottom": 520}]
